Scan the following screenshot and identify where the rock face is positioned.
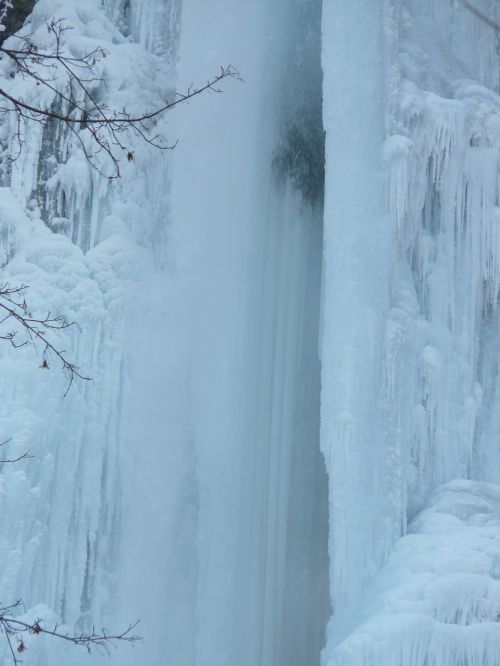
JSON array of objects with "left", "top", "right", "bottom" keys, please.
[{"left": 0, "top": 0, "right": 36, "bottom": 44}]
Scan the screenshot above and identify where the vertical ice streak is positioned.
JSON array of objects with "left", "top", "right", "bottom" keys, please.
[
  {"left": 321, "top": 0, "right": 392, "bottom": 618},
  {"left": 109, "top": 1, "right": 329, "bottom": 665}
]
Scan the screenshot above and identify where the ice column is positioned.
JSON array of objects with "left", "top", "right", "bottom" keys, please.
[{"left": 321, "top": 0, "right": 395, "bottom": 618}]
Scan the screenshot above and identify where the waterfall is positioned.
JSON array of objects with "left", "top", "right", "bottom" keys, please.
[{"left": 115, "top": 1, "right": 329, "bottom": 664}]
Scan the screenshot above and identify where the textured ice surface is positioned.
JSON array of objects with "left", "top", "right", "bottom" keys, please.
[
  {"left": 0, "top": 187, "right": 149, "bottom": 665},
  {"left": 322, "top": 0, "right": 500, "bottom": 662},
  {"left": 326, "top": 481, "right": 500, "bottom": 665},
  {"left": 0, "top": 1, "right": 173, "bottom": 664}
]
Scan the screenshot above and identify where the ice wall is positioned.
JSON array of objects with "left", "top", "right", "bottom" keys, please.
[
  {"left": 0, "top": 1, "right": 178, "bottom": 664},
  {"left": 322, "top": 0, "right": 500, "bottom": 663}
]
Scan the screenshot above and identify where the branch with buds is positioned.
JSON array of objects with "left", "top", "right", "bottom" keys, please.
[{"left": 0, "top": 601, "right": 141, "bottom": 665}]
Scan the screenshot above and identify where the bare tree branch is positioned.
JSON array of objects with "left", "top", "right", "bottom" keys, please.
[
  {"left": 0, "top": 438, "right": 31, "bottom": 463},
  {"left": 0, "top": 17, "right": 241, "bottom": 178},
  {"left": 0, "top": 601, "right": 141, "bottom": 665},
  {"left": 0, "top": 282, "right": 90, "bottom": 397},
  {"left": 459, "top": 0, "right": 500, "bottom": 32}
]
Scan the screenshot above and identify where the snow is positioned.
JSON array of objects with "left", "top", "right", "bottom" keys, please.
[
  {"left": 0, "top": 186, "right": 148, "bottom": 665},
  {"left": 326, "top": 481, "right": 500, "bottom": 666},
  {"left": 0, "top": 0, "right": 172, "bottom": 662}
]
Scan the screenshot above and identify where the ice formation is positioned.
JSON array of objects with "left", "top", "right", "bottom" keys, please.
[
  {"left": 322, "top": 0, "right": 500, "bottom": 664},
  {"left": 0, "top": 0, "right": 499, "bottom": 665}
]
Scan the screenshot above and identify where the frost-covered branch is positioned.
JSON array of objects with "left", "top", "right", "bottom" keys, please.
[
  {"left": 0, "top": 282, "right": 90, "bottom": 396},
  {"left": 0, "top": 601, "right": 141, "bottom": 665}
]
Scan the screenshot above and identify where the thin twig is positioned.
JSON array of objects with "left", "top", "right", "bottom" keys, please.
[
  {"left": 460, "top": 0, "right": 500, "bottom": 32},
  {"left": 0, "top": 17, "right": 240, "bottom": 178},
  {"left": 0, "top": 601, "right": 141, "bottom": 665},
  {"left": 0, "top": 283, "right": 90, "bottom": 397}
]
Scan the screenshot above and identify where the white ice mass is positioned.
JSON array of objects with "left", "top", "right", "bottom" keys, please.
[{"left": 0, "top": 0, "right": 499, "bottom": 665}]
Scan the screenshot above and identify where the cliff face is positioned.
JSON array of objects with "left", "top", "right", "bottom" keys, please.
[{"left": 0, "top": 0, "right": 36, "bottom": 44}]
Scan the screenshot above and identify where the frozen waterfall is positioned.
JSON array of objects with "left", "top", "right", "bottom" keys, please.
[{"left": 1, "top": 1, "right": 500, "bottom": 666}]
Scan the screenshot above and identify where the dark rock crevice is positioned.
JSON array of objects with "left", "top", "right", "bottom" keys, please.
[{"left": 0, "top": 0, "right": 36, "bottom": 45}]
